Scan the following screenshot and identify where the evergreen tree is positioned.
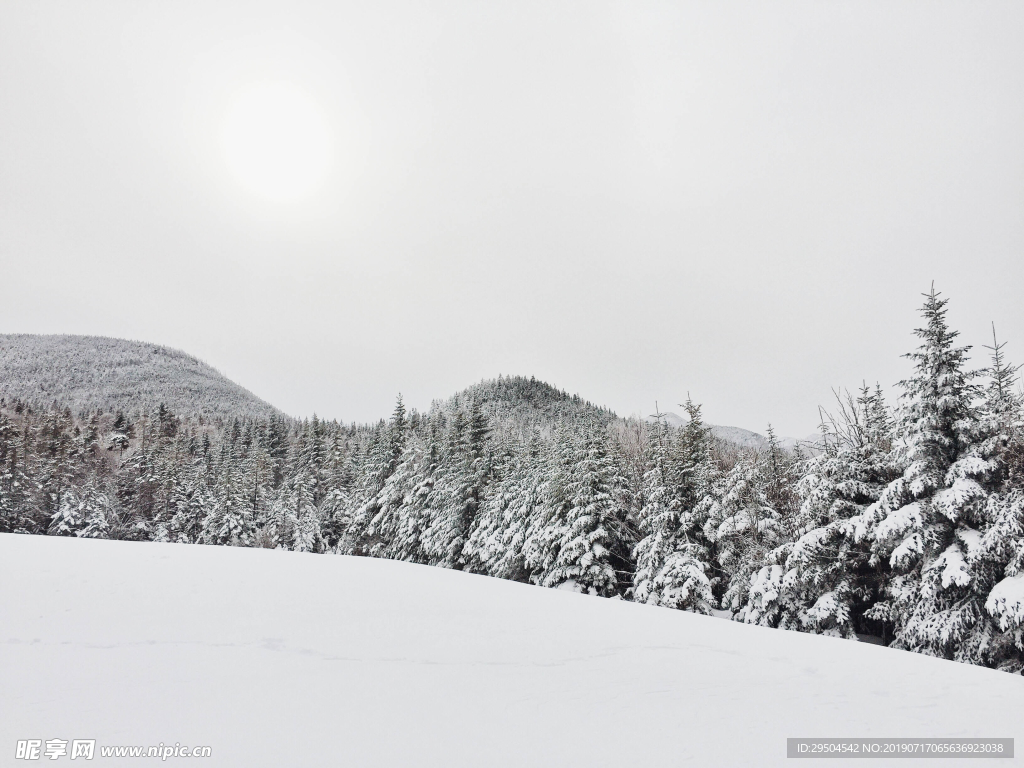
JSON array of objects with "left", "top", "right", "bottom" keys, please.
[
  {"left": 975, "top": 327, "right": 1024, "bottom": 670},
  {"left": 851, "top": 287, "right": 991, "bottom": 660},
  {"left": 766, "top": 386, "right": 898, "bottom": 638},
  {"left": 705, "top": 430, "right": 795, "bottom": 620},
  {"left": 75, "top": 479, "right": 120, "bottom": 540},
  {"left": 537, "top": 419, "right": 621, "bottom": 596},
  {"left": 201, "top": 459, "right": 253, "bottom": 547},
  {"left": 347, "top": 398, "right": 409, "bottom": 556},
  {"left": 633, "top": 400, "right": 717, "bottom": 613},
  {"left": 419, "top": 402, "right": 491, "bottom": 570},
  {"left": 465, "top": 434, "right": 542, "bottom": 581}
]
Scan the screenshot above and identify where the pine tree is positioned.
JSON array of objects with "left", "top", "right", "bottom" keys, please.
[
  {"left": 633, "top": 400, "right": 717, "bottom": 613},
  {"left": 201, "top": 459, "right": 253, "bottom": 547},
  {"left": 705, "top": 430, "right": 795, "bottom": 620},
  {"left": 975, "top": 326, "right": 1024, "bottom": 670},
  {"left": 0, "top": 411, "right": 24, "bottom": 533},
  {"left": 168, "top": 463, "right": 212, "bottom": 544},
  {"left": 851, "top": 287, "right": 991, "bottom": 660},
  {"left": 346, "top": 398, "right": 409, "bottom": 556},
  {"left": 464, "top": 432, "right": 543, "bottom": 581},
  {"left": 537, "top": 419, "right": 621, "bottom": 596},
  {"left": 421, "top": 402, "right": 491, "bottom": 570},
  {"left": 768, "top": 386, "right": 898, "bottom": 638},
  {"left": 74, "top": 479, "right": 119, "bottom": 540}
]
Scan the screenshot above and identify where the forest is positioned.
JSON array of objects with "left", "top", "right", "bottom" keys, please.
[{"left": 2, "top": 288, "right": 1022, "bottom": 673}]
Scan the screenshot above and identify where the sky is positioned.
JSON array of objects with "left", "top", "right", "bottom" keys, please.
[{"left": 1, "top": 1, "right": 1022, "bottom": 436}]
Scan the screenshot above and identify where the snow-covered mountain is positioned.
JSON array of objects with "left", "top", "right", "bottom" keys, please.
[
  {"left": 0, "top": 334, "right": 807, "bottom": 453},
  {"left": 2, "top": 533, "right": 1019, "bottom": 768},
  {"left": 0, "top": 334, "right": 282, "bottom": 420}
]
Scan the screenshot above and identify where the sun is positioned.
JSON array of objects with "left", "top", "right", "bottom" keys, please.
[{"left": 221, "top": 81, "right": 334, "bottom": 203}]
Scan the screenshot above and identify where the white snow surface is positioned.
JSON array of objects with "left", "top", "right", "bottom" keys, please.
[
  {"left": 2, "top": 533, "right": 1022, "bottom": 767},
  {"left": 987, "top": 573, "right": 1024, "bottom": 632}
]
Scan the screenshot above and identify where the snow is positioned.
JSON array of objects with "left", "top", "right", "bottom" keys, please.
[
  {"left": 957, "top": 527, "right": 984, "bottom": 560},
  {"left": 933, "top": 478, "right": 984, "bottom": 521},
  {"left": 2, "top": 533, "right": 1022, "bottom": 767},
  {"left": 933, "top": 544, "right": 972, "bottom": 589},
  {"left": 875, "top": 501, "right": 923, "bottom": 542},
  {"left": 987, "top": 573, "right": 1024, "bottom": 632}
]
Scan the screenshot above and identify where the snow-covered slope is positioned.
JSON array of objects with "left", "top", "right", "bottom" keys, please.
[
  {"left": 2, "top": 534, "right": 1020, "bottom": 767},
  {"left": 0, "top": 334, "right": 282, "bottom": 420}
]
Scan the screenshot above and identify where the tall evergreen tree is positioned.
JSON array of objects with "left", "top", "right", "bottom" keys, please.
[
  {"left": 633, "top": 400, "right": 717, "bottom": 613},
  {"left": 851, "top": 287, "right": 992, "bottom": 660},
  {"left": 537, "top": 419, "right": 621, "bottom": 596}
]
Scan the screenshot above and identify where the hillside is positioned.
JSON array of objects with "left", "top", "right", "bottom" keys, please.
[
  {"left": 0, "top": 332, "right": 798, "bottom": 451},
  {"left": 2, "top": 533, "right": 1020, "bottom": 767},
  {"left": 450, "top": 378, "right": 803, "bottom": 453},
  {"left": 439, "top": 375, "right": 617, "bottom": 437},
  {"left": 0, "top": 334, "right": 282, "bottom": 420}
]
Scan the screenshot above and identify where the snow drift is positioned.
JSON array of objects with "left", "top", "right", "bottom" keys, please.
[{"left": 1, "top": 533, "right": 1021, "bottom": 767}]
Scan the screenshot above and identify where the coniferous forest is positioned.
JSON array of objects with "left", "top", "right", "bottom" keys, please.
[{"left": 3, "top": 288, "right": 1023, "bottom": 673}]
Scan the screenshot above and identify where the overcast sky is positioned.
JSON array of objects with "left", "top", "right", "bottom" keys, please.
[{"left": 2, "top": 1, "right": 1022, "bottom": 436}]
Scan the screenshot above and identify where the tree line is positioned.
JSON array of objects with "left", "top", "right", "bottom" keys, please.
[{"left": 1, "top": 288, "right": 1022, "bottom": 672}]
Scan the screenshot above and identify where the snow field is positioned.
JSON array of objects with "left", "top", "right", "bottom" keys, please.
[{"left": 1, "top": 533, "right": 1021, "bottom": 767}]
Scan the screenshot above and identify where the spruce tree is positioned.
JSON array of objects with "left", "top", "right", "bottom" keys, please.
[
  {"left": 853, "top": 287, "right": 990, "bottom": 660},
  {"left": 633, "top": 400, "right": 717, "bottom": 613},
  {"left": 768, "top": 386, "right": 897, "bottom": 637},
  {"left": 976, "top": 327, "right": 1024, "bottom": 670},
  {"left": 537, "top": 419, "right": 620, "bottom": 596},
  {"left": 705, "top": 430, "right": 795, "bottom": 620}
]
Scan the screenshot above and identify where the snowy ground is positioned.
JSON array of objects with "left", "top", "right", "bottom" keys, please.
[{"left": 2, "top": 534, "right": 1021, "bottom": 767}]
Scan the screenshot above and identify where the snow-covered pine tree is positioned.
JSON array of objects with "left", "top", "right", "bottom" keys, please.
[
  {"left": 49, "top": 485, "right": 85, "bottom": 536},
  {"left": 76, "top": 479, "right": 120, "bottom": 540},
  {"left": 387, "top": 435, "right": 437, "bottom": 565},
  {"left": 421, "top": 400, "right": 491, "bottom": 570},
  {"left": 109, "top": 411, "right": 133, "bottom": 458},
  {"left": 464, "top": 429, "right": 548, "bottom": 581},
  {"left": 536, "top": 418, "right": 621, "bottom": 596},
  {"left": 360, "top": 442, "right": 418, "bottom": 559},
  {"left": 36, "top": 408, "right": 78, "bottom": 534},
  {"left": 705, "top": 427, "right": 795, "bottom": 622},
  {"left": 319, "top": 427, "right": 357, "bottom": 550},
  {"left": 633, "top": 399, "right": 717, "bottom": 614},
  {"left": 201, "top": 454, "right": 253, "bottom": 547},
  {"left": 0, "top": 410, "right": 30, "bottom": 533},
  {"left": 632, "top": 416, "right": 672, "bottom": 602},
  {"left": 168, "top": 462, "right": 212, "bottom": 544},
  {"left": 975, "top": 327, "right": 1024, "bottom": 671},
  {"left": 764, "top": 386, "right": 898, "bottom": 638},
  {"left": 850, "top": 287, "right": 993, "bottom": 661},
  {"left": 346, "top": 397, "right": 409, "bottom": 556},
  {"left": 463, "top": 438, "right": 516, "bottom": 576}
]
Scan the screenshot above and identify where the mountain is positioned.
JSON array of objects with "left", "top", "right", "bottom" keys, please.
[
  {"left": 0, "top": 333, "right": 807, "bottom": 450},
  {"left": 3, "top": 533, "right": 1018, "bottom": 767},
  {"left": 645, "top": 410, "right": 821, "bottom": 452},
  {"left": 0, "top": 334, "right": 282, "bottom": 420},
  {"left": 439, "top": 375, "right": 617, "bottom": 436}
]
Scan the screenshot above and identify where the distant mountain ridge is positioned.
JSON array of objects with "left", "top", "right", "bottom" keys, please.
[
  {"left": 644, "top": 410, "right": 821, "bottom": 453},
  {"left": 0, "top": 334, "right": 809, "bottom": 451},
  {"left": 0, "top": 334, "right": 282, "bottom": 421}
]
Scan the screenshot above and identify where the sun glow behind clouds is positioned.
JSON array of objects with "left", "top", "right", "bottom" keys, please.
[{"left": 221, "top": 81, "right": 334, "bottom": 203}]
